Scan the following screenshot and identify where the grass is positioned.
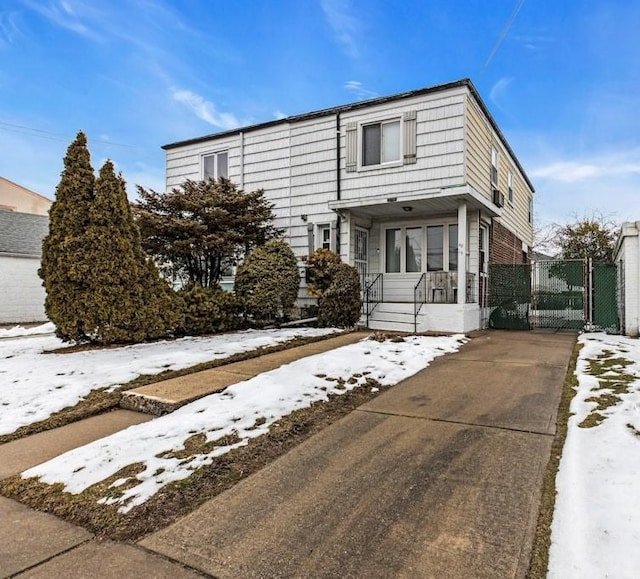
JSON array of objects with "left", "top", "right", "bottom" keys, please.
[
  {"left": 526, "top": 338, "right": 581, "bottom": 579},
  {"left": 0, "top": 376, "right": 387, "bottom": 541},
  {"left": 0, "top": 331, "right": 349, "bottom": 445}
]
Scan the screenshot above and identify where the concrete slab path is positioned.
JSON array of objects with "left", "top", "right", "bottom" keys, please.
[
  {"left": 141, "top": 330, "right": 576, "bottom": 579},
  {"left": 122, "top": 331, "right": 366, "bottom": 414}
]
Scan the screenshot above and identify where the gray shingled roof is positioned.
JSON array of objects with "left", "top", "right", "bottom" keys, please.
[{"left": 0, "top": 209, "right": 49, "bottom": 256}]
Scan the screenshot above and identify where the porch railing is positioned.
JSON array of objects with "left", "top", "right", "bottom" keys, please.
[
  {"left": 362, "top": 273, "right": 383, "bottom": 326},
  {"left": 414, "top": 273, "right": 427, "bottom": 332}
]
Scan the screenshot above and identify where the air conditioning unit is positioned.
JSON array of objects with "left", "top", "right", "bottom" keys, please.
[{"left": 493, "top": 188, "right": 505, "bottom": 208}]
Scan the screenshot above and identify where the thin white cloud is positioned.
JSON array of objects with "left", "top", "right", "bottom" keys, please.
[
  {"left": 22, "top": 0, "right": 101, "bottom": 40},
  {"left": 511, "top": 33, "right": 554, "bottom": 52},
  {"left": 171, "top": 89, "right": 243, "bottom": 130},
  {"left": 344, "top": 80, "right": 377, "bottom": 100},
  {"left": 273, "top": 110, "right": 287, "bottom": 120},
  {"left": 0, "top": 11, "right": 22, "bottom": 44},
  {"left": 531, "top": 154, "right": 640, "bottom": 183},
  {"left": 320, "top": 0, "right": 361, "bottom": 59},
  {"left": 489, "top": 77, "right": 512, "bottom": 104}
]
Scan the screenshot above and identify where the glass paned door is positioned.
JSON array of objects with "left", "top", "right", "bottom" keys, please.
[{"left": 354, "top": 227, "right": 368, "bottom": 278}]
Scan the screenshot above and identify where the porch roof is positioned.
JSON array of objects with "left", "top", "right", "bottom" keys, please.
[{"left": 328, "top": 185, "right": 500, "bottom": 220}]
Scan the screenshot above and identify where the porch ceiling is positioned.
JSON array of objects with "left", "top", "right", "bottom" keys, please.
[{"left": 328, "top": 185, "right": 500, "bottom": 219}]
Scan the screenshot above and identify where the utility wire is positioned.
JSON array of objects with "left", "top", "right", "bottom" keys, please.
[
  {"left": 482, "top": 0, "right": 526, "bottom": 71},
  {"left": 0, "top": 120, "right": 138, "bottom": 148}
]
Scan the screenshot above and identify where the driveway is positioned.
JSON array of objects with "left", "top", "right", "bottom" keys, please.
[{"left": 141, "top": 330, "right": 576, "bottom": 578}]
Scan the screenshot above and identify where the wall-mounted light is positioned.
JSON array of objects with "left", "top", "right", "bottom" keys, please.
[
  {"left": 386, "top": 197, "right": 397, "bottom": 202},
  {"left": 402, "top": 206, "right": 413, "bottom": 212},
  {"left": 301, "top": 214, "right": 308, "bottom": 222}
]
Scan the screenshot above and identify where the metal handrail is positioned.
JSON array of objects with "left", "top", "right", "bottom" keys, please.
[
  {"left": 413, "top": 272, "right": 427, "bottom": 332},
  {"left": 363, "top": 273, "right": 383, "bottom": 327}
]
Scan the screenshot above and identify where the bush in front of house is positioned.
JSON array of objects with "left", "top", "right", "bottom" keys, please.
[
  {"left": 317, "top": 262, "right": 362, "bottom": 328},
  {"left": 177, "top": 284, "right": 243, "bottom": 336},
  {"left": 234, "top": 239, "right": 300, "bottom": 323},
  {"left": 305, "top": 248, "right": 342, "bottom": 298}
]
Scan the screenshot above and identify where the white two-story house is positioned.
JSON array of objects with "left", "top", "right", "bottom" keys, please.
[{"left": 162, "top": 78, "right": 534, "bottom": 333}]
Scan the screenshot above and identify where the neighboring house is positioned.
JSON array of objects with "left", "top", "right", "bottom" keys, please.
[
  {"left": 615, "top": 221, "right": 640, "bottom": 337},
  {"left": 0, "top": 179, "right": 52, "bottom": 324},
  {"left": 0, "top": 176, "right": 52, "bottom": 216},
  {"left": 163, "top": 78, "right": 534, "bottom": 332}
]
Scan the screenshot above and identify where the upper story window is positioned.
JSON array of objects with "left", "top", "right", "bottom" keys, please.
[
  {"left": 203, "top": 151, "right": 228, "bottom": 181},
  {"left": 345, "top": 111, "right": 416, "bottom": 173},
  {"left": 362, "top": 120, "right": 401, "bottom": 166},
  {"left": 508, "top": 171, "right": 514, "bottom": 203},
  {"left": 528, "top": 197, "right": 533, "bottom": 224},
  {"left": 490, "top": 146, "right": 499, "bottom": 186}
]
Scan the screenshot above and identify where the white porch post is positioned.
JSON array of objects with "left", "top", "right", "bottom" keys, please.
[{"left": 457, "top": 201, "right": 467, "bottom": 305}]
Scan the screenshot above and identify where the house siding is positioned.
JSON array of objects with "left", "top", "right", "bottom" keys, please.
[
  {"left": 464, "top": 94, "right": 534, "bottom": 249},
  {"left": 490, "top": 220, "right": 528, "bottom": 264}
]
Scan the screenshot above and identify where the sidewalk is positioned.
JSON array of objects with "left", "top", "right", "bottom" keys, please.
[
  {"left": 0, "top": 331, "right": 366, "bottom": 578},
  {"left": 1, "top": 330, "right": 576, "bottom": 578}
]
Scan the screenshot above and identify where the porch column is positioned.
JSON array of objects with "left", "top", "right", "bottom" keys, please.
[{"left": 457, "top": 201, "right": 468, "bottom": 305}]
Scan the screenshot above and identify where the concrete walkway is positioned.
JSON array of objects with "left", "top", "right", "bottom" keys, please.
[
  {"left": 140, "top": 330, "right": 576, "bottom": 578},
  {"left": 0, "top": 330, "right": 576, "bottom": 578}
]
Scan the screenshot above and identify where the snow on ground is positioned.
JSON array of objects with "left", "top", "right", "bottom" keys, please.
[
  {"left": 23, "top": 334, "right": 466, "bottom": 513},
  {"left": 0, "top": 327, "right": 338, "bottom": 436},
  {"left": 0, "top": 322, "right": 55, "bottom": 338},
  {"left": 548, "top": 333, "right": 640, "bottom": 579}
]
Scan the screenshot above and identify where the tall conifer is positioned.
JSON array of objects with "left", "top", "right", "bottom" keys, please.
[
  {"left": 40, "top": 131, "right": 96, "bottom": 342},
  {"left": 40, "top": 133, "right": 180, "bottom": 344}
]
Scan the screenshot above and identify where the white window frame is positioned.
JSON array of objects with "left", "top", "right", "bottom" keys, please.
[
  {"left": 490, "top": 146, "right": 499, "bottom": 187},
  {"left": 382, "top": 220, "right": 458, "bottom": 274},
  {"left": 508, "top": 171, "right": 514, "bottom": 203},
  {"left": 202, "top": 150, "right": 229, "bottom": 181},
  {"left": 316, "top": 224, "right": 331, "bottom": 250},
  {"left": 359, "top": 117, "right": 402, "bottom": 170}
]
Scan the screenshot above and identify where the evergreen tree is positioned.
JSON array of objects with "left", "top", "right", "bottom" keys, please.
[
  {"left": 235, "top": 239, "right": 300, "bottom": 322},
  {"left": 40, "top": 132, "right": 180, "bottom": 344},
  {"left": 82, "top": 161, "right": 180, "bottom": 344},
  {"left": 135, "top": 178, "right": 281, "bottom": 288},
  {"left": 40, "top": 131, "right": 96, "bottom": 342}
]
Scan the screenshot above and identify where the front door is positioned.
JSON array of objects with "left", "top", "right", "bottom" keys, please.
[{"left": 354, "top": 227, "right": 368, "bottom": 278}]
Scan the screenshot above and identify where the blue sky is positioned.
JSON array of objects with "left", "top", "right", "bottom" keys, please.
[{"left": 1, "top": 0, "right": 639, "bottom": 230}]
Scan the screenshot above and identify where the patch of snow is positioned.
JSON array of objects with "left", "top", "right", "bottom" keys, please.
[
  {"left": 0, "top": 322, "right": 55, "bottom": 338},
  {"left": 22, "top": 334, "right": 466, "bottom": 512},
  {"left": 0, "top": 327, "right": 338, "bottom": 436},
  {"left": 548, "top": 332, "right": 640, "bottom": 578}
]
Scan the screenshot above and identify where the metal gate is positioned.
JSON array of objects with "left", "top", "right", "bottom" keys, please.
[{"left": 487, "top": 260, "right": 620, "bottom": 332}]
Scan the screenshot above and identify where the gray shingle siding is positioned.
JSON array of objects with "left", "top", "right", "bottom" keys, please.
[{"left": 0, "top": 209, "right": 49, "bottom": 256}]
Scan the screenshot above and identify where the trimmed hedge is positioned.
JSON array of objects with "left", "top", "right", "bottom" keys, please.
[
  {"left": 318, "top": 262, "right": 362, "bottom": 328},
  {"left": 234, "top": 239, "right": 300, "bottom": 323},
  {"left": 178, "top": 284, "right": 242, "bottom": 336}
]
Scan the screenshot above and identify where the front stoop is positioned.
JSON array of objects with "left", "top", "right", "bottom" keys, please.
[{"left": 363, "top": 302, "right": 425, "bottom": 333}]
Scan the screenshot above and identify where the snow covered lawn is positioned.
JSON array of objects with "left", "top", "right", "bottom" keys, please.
[
  {"left": 22, "top": 334, "right": 466, "bottom": 513},
  {"left": 0, "top": 326, "right": 338, "bottom": 436},
  {"left": 549, "top": 333, "right": 640, "bottom": 578}
]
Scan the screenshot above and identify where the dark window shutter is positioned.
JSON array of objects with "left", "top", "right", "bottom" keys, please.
[
  {"left": 403, "top": 110, "right": 417, "bottom": 165},
  {"left": 345, "top": 122, "right": 357, "bottom": 172},
  {"left": 307, "top": 223, "right": 314, "bottom": 256}
]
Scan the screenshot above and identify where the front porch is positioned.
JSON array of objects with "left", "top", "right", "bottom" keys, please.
[
  {"left": 329, "top": 184, "right": 498, "bottom": 334},
  {"left": 361, "top": 272, "right": 480, "bottom": 333}
]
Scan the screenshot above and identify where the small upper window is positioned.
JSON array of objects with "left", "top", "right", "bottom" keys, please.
[
  {"left": 363, "top": 120, "right": 400, "bottom": 166},
  {"left": 203, "top": 151, "right": 228, "bottom": 181},
  {"left": 490, "top": 147, "right": 499, "bottom": 186},
  {"left": 508, "top": 171, "right": 514, "bottom": 203},
  {"left": 528, "top": 197, "right": 533, "bottom": 224}
]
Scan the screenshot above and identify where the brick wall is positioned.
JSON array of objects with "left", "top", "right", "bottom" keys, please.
[{"left": 490, "top": 221, "right": 529, "bottom": 264}]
